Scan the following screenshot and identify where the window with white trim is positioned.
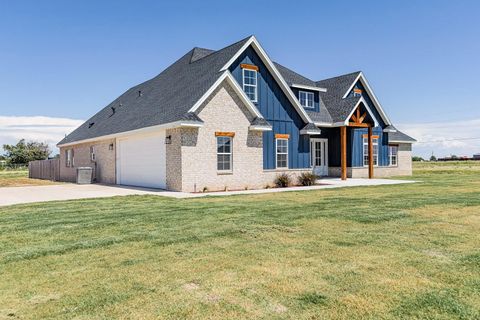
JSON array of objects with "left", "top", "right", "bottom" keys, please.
[
  {"left": 66, "top": 149, "right": 73, "bottom": 167},
  {"left": 90, "top": 146, "right": 96, "bottom": 161},
  {"left": 299, "top": 91, "right": 314, "bottom": 108},
  {"left": 276, "top": 139, "right": 288, "bottom": 168},
  {"left": 363, "top": 137, "right": 378, "bottom": 166},
  {"left": 242, "top": 68, "right": 257, "bottom": 102},
  {"left": 389, "top": 145, "right": 398, "bottom": 166},
  {"left": 217, "top": 136, "right": 232, "bottom": 171}
]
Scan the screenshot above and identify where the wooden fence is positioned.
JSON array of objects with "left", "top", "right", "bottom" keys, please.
[{"left": 29, "top": 159, "right": 60, "bottom": 181}]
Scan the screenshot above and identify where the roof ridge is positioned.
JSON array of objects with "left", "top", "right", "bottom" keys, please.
[
  {"left": 316, "top": 71, "right": 361, "bottom": 84},
  {"left": 190, "top": 47, "right": 215, "bottom": 63},
  {"left": 188, "top": 35, "right": 252, "bottom": 64}
]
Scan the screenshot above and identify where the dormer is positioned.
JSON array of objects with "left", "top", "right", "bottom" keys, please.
[{"left": 290, "top": 84, "right": 327, "bottom": 112}]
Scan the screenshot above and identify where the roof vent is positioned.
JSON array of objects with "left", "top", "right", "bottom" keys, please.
[
  {"left": 138, "top": 90, "right": 142, "bottom": 97},
  {"left": 88, "top": 122, "right": 95, "bottom": 128}
]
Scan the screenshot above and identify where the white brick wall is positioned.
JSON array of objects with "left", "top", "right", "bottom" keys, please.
[
  {"left": 180, "top": 82, "right": 264, "bottom": 192},
  {"left": 168, "top": 81, "right": 312, "bottom": 192},
  {"left": 59, "top": 139, "right": 116, "bottom": 184}
]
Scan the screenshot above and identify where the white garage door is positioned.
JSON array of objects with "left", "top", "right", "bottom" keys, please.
[{"left": 116, "top": 130, "right": 166, "bottom": 189}]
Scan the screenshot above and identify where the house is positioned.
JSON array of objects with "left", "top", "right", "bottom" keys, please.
[
  {"left": 57, "top": 36, "right": 416, "bottom": 192},
  {"left": 473, "top": 153, "right": 480, "bottom": 160}
]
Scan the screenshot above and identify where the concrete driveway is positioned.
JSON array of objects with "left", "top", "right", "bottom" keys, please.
[
  {"left": 0, "top": 184, "right": 193, "bottom": 207},
  {"left": 0, "top": 178, "right": 416, "bottom": 207}
]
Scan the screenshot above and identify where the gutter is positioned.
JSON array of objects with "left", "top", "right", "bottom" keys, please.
[{"left": 57, "top": 120, "right": 204, "bottom": 148}]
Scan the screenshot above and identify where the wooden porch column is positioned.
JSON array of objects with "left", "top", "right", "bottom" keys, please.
[
  {"left": 368, "top": 125, "right": 373, "bottom": 179},
  {"left": 340, "top": 126, "right": 347, "bottom": 180}
]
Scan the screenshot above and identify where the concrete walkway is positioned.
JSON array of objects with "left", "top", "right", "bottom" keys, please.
[{"left": 0, "top": 178, "right": 416, "bottom": 207}]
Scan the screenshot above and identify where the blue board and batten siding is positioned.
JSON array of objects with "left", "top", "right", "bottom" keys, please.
[
  {"left": 350, "top": 128, "right": 389, "bottom": 167},
  {"left": 229, "top": 46, "right": 392, "bottom": 170},
  {"left": 229, "top": 46, "right": 310, "bottom": 169}
]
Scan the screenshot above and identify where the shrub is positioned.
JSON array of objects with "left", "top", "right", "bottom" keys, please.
[
  {"left": 298, "top": 172, "right": 317, "bottom": 186},
  {"left": 274, "top": 173, "right": 291, "bottom": 188}
]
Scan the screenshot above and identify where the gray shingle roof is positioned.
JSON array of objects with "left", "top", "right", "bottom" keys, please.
[
  {"left": 180, "top": 112, "right": 204, "bottom": 123},
  {"left": 59, "top": 36, "right": 407, "bottom": 146},
  {"left": 59, "top": 36, "right": 251, "bottom": 145},
  {"left": 273, "top": 62, "right": 317, "bottom": 87},
  {"left": 251, "top": 117, "right": 272, "bottom": 128},
  {"left": 306, "top": 108, "right": 332, "bottom": 124},
  {"left": 383, "top": 125, "right": 396, "bottom": 132},
  {"left": 315, "top": 72, "right": 361, "bottom": 123},
  {"left": 190, "top": 47, "right": 215, "bottom": 63},
  {"left": 300, "top": 123, "right": 321, "bottom": 134},
  {"left": 388, "top": 127, "right": 416, "bottom": 143}
]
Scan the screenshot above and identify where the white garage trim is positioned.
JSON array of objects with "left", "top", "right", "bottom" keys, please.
[
  {"left": 116, "top": 129, "right": 166, "bottom": 189},
  {"left": 57, "top": 120, "right": 202, "bottom": 148}
]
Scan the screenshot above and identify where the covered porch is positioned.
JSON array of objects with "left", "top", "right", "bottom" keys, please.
[{"left": 310, "top": 102, "right": 378, "bottom": 180}]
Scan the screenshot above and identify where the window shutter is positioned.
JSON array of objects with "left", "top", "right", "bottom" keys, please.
[{"left": 71, "top": 149, "right": 75, "bottom": 167}]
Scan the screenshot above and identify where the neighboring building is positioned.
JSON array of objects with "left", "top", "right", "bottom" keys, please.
[
  {"left": 57, "top": 36, "right": 416, "bottom": 192},
  {"left": 474, "top": 153, "right": 480, "bottom": 160}
]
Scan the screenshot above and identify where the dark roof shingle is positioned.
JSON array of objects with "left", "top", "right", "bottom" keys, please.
[
  {"left": 59, "top": 37, "right": 251, "bottom": 145},
  {"left": 273, "top": 62, "right": 317, "bottom": 87},
  {"left": 315, "top": 72, "right": 361, "bottom": 123},
  {"left": 388, "top": 128, "right": 416, "bottom": 143}
]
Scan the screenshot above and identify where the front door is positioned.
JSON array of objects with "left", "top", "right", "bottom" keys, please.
[{"left": 311, "top": 138, "right": 328, "bottom": 176}]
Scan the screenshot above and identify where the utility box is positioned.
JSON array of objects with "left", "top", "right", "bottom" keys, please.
[{"left": 76, "top": 167, "right": 93, "bottom": 184}]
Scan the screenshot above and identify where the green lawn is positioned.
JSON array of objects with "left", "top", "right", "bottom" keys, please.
[
  {"left": 0, "top": 169, "right": 58, "bottom": 187},
  {"left": 0, "top": 162, "right": 479, "bottom": 319}
]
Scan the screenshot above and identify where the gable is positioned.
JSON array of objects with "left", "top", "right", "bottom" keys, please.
[
  {"left": 346, "top": 81, "right": 386, "bottom": 127},
  {"left": 221, "top": 37, "right": 314, "bottom": 125},
  {"left": 343, "top": 74, "right": 391, "bottom": 126},
  {"left": 196, "top": 81, "right": 256, "bottom": 129},
  {"left": 228, "top": 46, "right": 312, "bottom": 169},
  {"left": 229, "top": 46, "right": 305, "bottom": 129}
]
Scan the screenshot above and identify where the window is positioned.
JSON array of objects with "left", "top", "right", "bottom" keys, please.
[
  {"left": 66, "top": 149, "right": 74, "bottom": 167},
  {"left": 363, "top": 136, "right": 378, "bottom": 166},
  {"left": 90, "top": 146, "right": 96, "bottom": 161},
  {"left": 242, "top": 68, "right": 257, "bottom": 102},
  {"left": 217, "top": 136, "right": 232, "bottom": 171},
  {"left": 389, "top": 145, "right": 398, "bottom": 166},
  {"left": 276, "top": 138, "right": 289, "bottom": 168},
  {"left": 299, "top": 91, "right": 314, "bottom": 108},
  {"left": 353, "top": 88, "right": 362, "bottom": 97}
]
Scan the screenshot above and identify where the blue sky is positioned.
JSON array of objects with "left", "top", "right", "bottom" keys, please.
[{"left": 1, "top": 0, "right": 479, "bottom": 157}]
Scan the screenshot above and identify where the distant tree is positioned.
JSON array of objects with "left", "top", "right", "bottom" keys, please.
[
  {"left": 430, "top": 155, "right": 437, "bottom": 161},
  {"left": 2, "top": 139, "right": 51, "bottom": 164},
  {"left": 412, "top": 156, "right": 424, "bottom": 162},
  {"left": 451, "top": 155, "right": 458, "bottom": 159},
  {"left": 0, "top": 154, "right": 5, "bottom": 161}
]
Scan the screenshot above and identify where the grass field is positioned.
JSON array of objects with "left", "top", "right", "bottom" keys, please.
[
  {"left": 0, "top": 170, "right": 58, "bottom": 187},
  {"left": 0, "top": 162, "right": 479, "bottom": 319}
]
